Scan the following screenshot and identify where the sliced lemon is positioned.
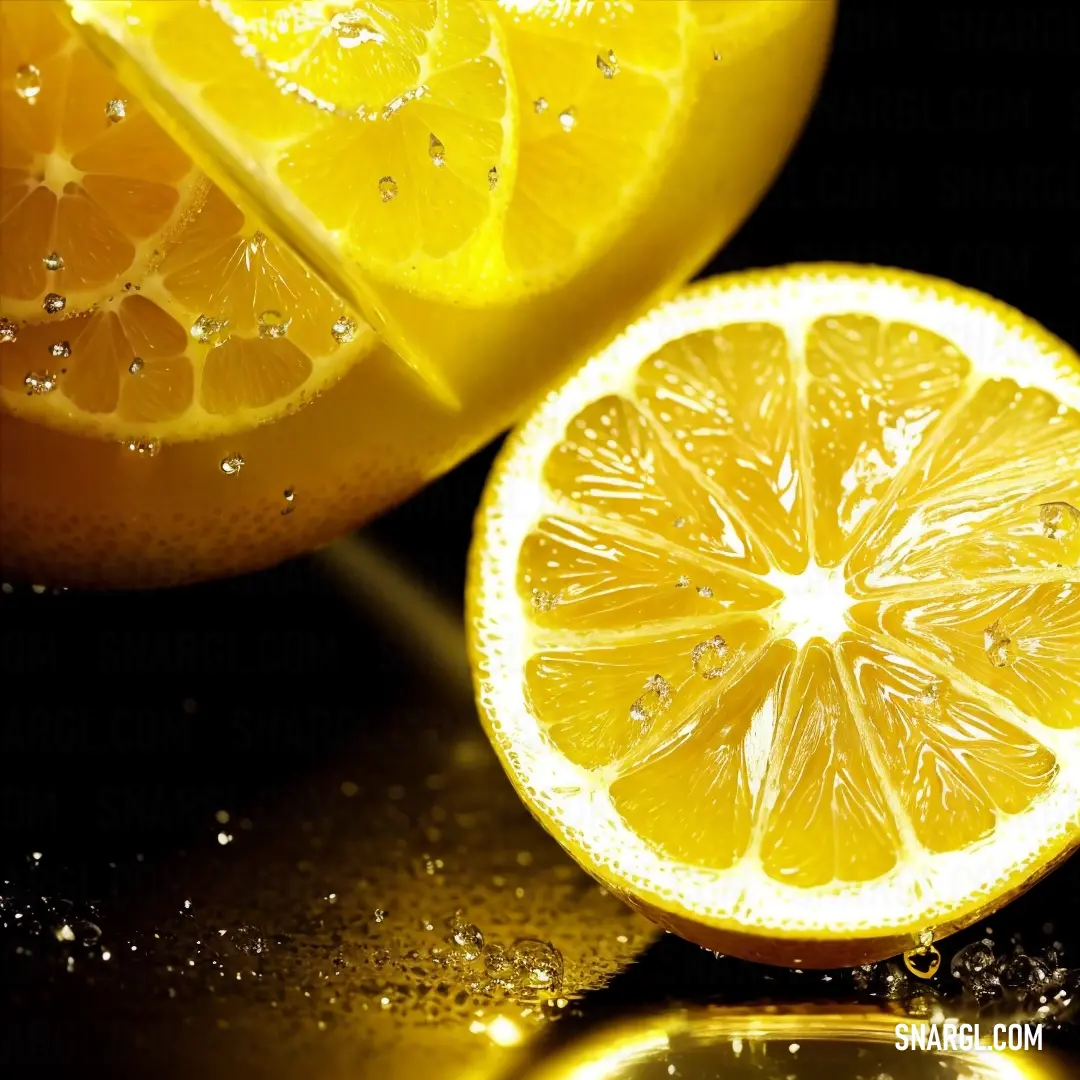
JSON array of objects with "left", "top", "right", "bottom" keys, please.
[
  {"left": 0, "top": 0, "right": 202, "bottom": 321},
  {"left": 68, "top": 0, "right": 694, "bottom": 302},
  {"left": 467, "top": 266, "right": 1080, "bottom": 968},
  {"left": 0, "top": 182, "right": 375, "bottom": 441}
]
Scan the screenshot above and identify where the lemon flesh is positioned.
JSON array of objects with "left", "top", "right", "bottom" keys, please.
[{"left": 467, "top": 266, "right": 1080, "bottom": 967}]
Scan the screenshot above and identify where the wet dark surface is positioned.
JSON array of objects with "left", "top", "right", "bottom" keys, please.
[{"left": 2, "top": 2, "right": 1080, "bottom": 1077}]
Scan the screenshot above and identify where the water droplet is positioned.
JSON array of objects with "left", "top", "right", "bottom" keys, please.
[
  {"left": 49, "top": 341, "right": 71, "bottom": 358},
  {"left": 125, "top": 437, "right": 161, "bottom": 457},
  {"left": 508, "top": 939, "right": 563, "bottom": 991},
  {"left": 24, "top": 370, "right": 59, "bottom": 395},
  {"left": 373, "top": 908, "right": 389, "bottom": 923},
  {"left": 870, "top": 961, "right": 908, "bottom": 998},
  {"left": 596, "top": 50, "right": 619, "bottom": 78},
  {"left": 42, "top": 293, "right": 66, "bottom": 314},
  {"left": 488, "top": 166, "right": 498, "bottom": 191},
  {"left": 558, "top": 108, "right": 576, "bottom": 132},
  {"left": 104, "top": 98, "right": 127, "bottom": 123},
  {"left": 281, "top": 487, "right": 296, "bottom": 516},
  {"left": 42, "top": 251, "right": 64, "bottom": 271},
  {"left": 530, "top": 589, "right": 561, "bottom": 613},
  {"left": 915, "top": 678, "right": 944, "bottom": 709},
  {"left": 691, "top": 635, "right": 731, "bottom": 679},
  {"left": 428, "top": 133, "right": 446, "bottom": 167},
  {"left": 1039, "top": 501, "right": 1080, "bottom": 541},
  {"left": 673, "top": 516, "right": 686, "bottom": 528},
  {"left": 1000, "top": 953, "right": 1051, "bottom": 993},
  {"left": 379, "top": 176, "right": 398, "bottom": 202},
  {"left": 128, "top": 357, "right": 144, "bottom": 375},
  {"left": 191, "top": 314, "right": 230, "bottom": 348},
  {"left": 903, "top": 937, "right": 942, "bottom": 980},
  {"left": 675, "top": 576, "right": 690, "bottom": 589},
  {"left": 697, "top": 585, "right": 713, "bottom": 599},
  {"left": 951, "top": 939, "right": 1001, "bottom": 998},
  {"left": 481, "top": 943, "right": 513, "bottom": 982},
  {"left": 446, "top": 913, "right": 484, "bottom": 961},
  {"left": 629, "top": 674, "right": 673, "bottom": 726},
  {"left": 534, "top": 97, "right": 548, "bottom": 114},
  {"left": 713, "top": 48, "right": 722, "bottom": 61},
  {"left": 0, "top": 317, "right": 17, "bottom": 344},
  {"left": 257, "top": 310, "right": 291, "bottom": 340},
  {"left": 227, "top": 925, "right": 268, "bottom": 955},
  {"left": 983, "top": 620, "right": 1013, "bottom": 668},
  {"left": 330, "top": 314, "right": 358, "bottom": 344},
  {"left": 331, "top": 11, "right": 385, "bottom": 46},
  {"left": 219, "top": 454, "right": 245, "bottom": 476},
  {"left": 15, "top": 64, "right": 41, "bottom": 102}
]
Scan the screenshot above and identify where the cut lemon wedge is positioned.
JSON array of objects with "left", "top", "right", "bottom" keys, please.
[
  {"left": 68, "top": 0, "right": 693, "bottom": 302},
  {"left": 0, "top": 0, "right": 202, "bottom": 321},
  {"left": 0, "top": 181, "right": 375, "bottom": 441},
  {"left": 467, "top": 266, "right": 1080, "bottom": 967}
]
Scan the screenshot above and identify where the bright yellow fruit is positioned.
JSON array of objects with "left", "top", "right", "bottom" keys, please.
[
  {"left": 1, "top": 1, "right": 835, "bottom": 587},
  {"left": 1, "top": 180, "right": 375, "bottom": 442},
  {"left": 0, "top": 0, "right": 201, "bottom": 320},
  {"left": 0, "top": 1, "right": 374, "bottom": 443},
  {"left": 467, "top": 266, "right": 1080, "bottom": 968},
  {"left": 68, "top": 0, "right": 693, "bottom": 303}
]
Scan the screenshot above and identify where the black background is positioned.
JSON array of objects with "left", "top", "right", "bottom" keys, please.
[{"left": 2, "top": 1, "right": 1079, "bottom": 1074}]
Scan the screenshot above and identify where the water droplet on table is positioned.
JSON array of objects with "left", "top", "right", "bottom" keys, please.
[
  {"left": 950, "top": 939, "right": 1000, "bottom": 998},
  {"left": 508, "top": 939, "right": 563, "bottom": 992},
  {"left": 446, "top": 912, "right": 483, "bottom": 961}
]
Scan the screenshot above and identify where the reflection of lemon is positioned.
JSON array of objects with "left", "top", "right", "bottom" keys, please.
[
  {"left": 468, "top": 266, "right": 1080, "bottom": 968},
  {"left": 68, "top": 0, "right": 697, "bottom": 303},
  {"left": 517, "top": 1008, "right": 1068, "bottom": 1080}
]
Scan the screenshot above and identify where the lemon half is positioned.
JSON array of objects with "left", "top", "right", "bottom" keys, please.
[{"left": 467, "top": 265, "right": 1080, "bottom": 968}]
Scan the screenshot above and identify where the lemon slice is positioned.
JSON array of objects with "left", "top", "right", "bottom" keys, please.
[
  {"left": 0, "top": 0, "right": 202, "bottom": 321},
  {"left": 0, "top": 182, "right": 375, "bottom": 442},
  {"left": 467, "top": 266, "right": 1080, "bottom": 968},
  {"left": 67, "top": 0, "right": 694, "bottom": 303}
]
